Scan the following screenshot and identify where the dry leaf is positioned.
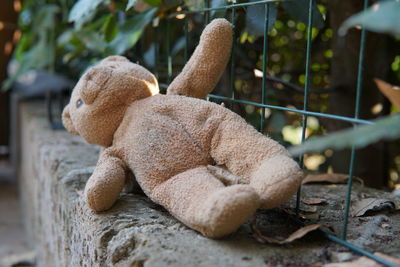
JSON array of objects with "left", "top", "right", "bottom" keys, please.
[
  {"left": 374, "top": 78, "right": 400, "bottom": 109},
  {"left": 251, "top": 217, "right": 321, "bottom": 244},
  {"left": 351, "top": 198, "right": 395, "bottom": 217},
  {"left": 299, "top": 204, "right": 318, "bottom": 213},
  {"left": 302, "top": 173, "right": 363, "bottom": 185},
  {"left": 323, "top": 252, "right": 400, "bottom": 267},
  {"left": 302, "top": 197, "right": 327, "bottom": 205},
  {"left": 207, "top": 165, "right": 239, "bottom": 185}
]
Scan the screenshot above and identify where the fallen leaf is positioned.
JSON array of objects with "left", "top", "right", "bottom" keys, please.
[
  {"left": 299, "top": 204, "right": 318, "bottom": 213},
  {"left": 374, "top": 78, "right": 400, "bottom": 109},
  {"left": 302, "top": 197, "right": 327, "bottom": 205},
  {"left": 351, "top": 198, "right": 395, "bottom": 217},
  {"left": 207, "top": 165, "right": 239, "bottom": 185},
  {"left": 323, "top": 252, "right": 400, "bottom": 267},
  {"left": 300, "top": 212, "right": 320, "bottom": 220},
  {"left": 250, "top": 217, "right": 321, "bottom": 244},
  {"left": 302, "top": 173, "right": 364, "bottom": 185}
]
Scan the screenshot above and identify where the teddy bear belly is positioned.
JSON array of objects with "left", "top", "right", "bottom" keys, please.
[{"left": 120, "top": 126, "right": 213, "bottom": 193}]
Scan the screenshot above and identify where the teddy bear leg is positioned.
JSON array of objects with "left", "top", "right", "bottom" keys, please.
[
  {"left": 249, "top": 154, "right": 303, "bottom": 209},
  {"left": 84, "top": 148, "right": 127, "bottom": 211},
  {"left": 211, "top": 116, "right": 303, "bottom": 209},
  {"left": 151, "top": 166, "right": 260, "bottom": 238}
]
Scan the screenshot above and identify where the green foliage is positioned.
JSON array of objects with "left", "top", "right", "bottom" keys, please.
[
  {"left": 103, "top": 15, "right": 118, "bottom": 42},
  {"left": 289, "top": 114, "right": 400, "bottom": 157},
  {"left": 69, "top": 0, "right": 108, "bottom": 29},
  {"left": 340, "top": 0, "right": 400, "bottom": 37},
  {"left": 109, "top": 8, "right": 157, "bottom": 54},
  {"left": 184, "top": 0, "right": 204, "bottom": 10},
  {"left": 2, "top": 3, "right": 60, "bottom": 90},
  {"left": 3, "top": 0, "right": 330, "bottom": 92},
  {"left": 246, "top": 3, "right": 277, "bottom": 37},
  {"left": 145, "top": 0, "right": 162, "bottom": 6},
  {"left": 281, "top": 0, "right": 324, "bottom": 29},
  {"left": 244, "top": 0, "right": 325, "bottom": 37},
  {"left": 126, "top": 0, "right": 139, "bottom": 10},
  {"left": 210, "top": 0, "right": 226, "bottom": 18}
]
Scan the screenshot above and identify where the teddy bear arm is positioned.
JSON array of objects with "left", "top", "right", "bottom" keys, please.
[
  {"left": 166, "top": 18, "right": 233, "bottom": 99},
  {"left": 84, "top": 148, "right": 127, "bottom": 211}
]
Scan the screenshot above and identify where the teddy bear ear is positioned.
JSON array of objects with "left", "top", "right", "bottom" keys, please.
[
  {"left": 80, "top": 66, "right": 112, "bottom": 104},
  {"left": 101, "top": 56, "right": 130, "bottom": 63}
]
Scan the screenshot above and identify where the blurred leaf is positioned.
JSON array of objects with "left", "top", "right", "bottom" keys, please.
[
  {"left": 32, "top": 4, "right": 60, "bottom": 32},
  {"left": 14, "top": 35, "right": 31, "bottom": 60},
  {"left": 69, "top": 0, "right": 107, "bottom": 29},
  {"left": 143, "top": 43, "right": 156, "bottom": 67},
  {"left": 144, "top": 0, "right": 161, "bottom": 6},
  {"left": 133, "top": 0, "right": 152, "bottom": 12},
  {"left": 289, "top": 114, "right": 400, "bottom": 157},
  {"left": 184, "top": 0, "right": 204, "bottom": 11},
  {"left": 340, "top": 0, "right": 400, "bottom": 36},
  {"left": 103, "top": 15, "right": 118, "bottom": 42},
  {"left": 374, "top": 78, "right": 400, "bottom": 109},
  {"left": 57, "top": 30, "right": 75, "bottom": 46},
  {"left": 79, "top": 31, "right": 108, "bottom": 52},
  {"left": 171, "top": 37, "right": 186, "bottom": 56},
  {"left": 270, "top": 112, "right": 286, "bottom": 132},
  {"left": 211, "top": 0, "right": 226, "bottom": 18},
  {"left": 2, "top": 4, "right": 59, "bottom": 91},
  {"left": 246, "top": 3, "right": 277, "bottom": 36},
  {"left": 126, "top": 0, "right": 138, "bottom": 10},
  {"left": 163, "top": 0, "right": 183, "bottom": 9},
  {"left": 2, "top": 37, "right": 51, "bottom": 90},
  {"left": 108, "top": 8, "right": 157, "bottom": 54},
  {"left": 282, "top": 0, "right": 325, "bottom": 29}
]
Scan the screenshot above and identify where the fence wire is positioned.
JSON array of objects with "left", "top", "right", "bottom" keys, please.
[{"left": 151, "top": 0, "right": 396, "bottom": 266}]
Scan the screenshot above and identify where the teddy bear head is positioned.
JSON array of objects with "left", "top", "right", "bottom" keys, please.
[{"left": 62, "top": 56, "right": 159, "bottom": 147}]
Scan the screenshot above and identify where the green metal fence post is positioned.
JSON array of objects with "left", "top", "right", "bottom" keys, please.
[
  {"left": 342, "top": 0, "right": 369, "bottom": 240},
  {"left": 259, "top": 4, "right": 270, "bottom": 133}
]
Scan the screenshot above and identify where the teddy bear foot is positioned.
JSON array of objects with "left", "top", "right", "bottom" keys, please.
[
  {"left": 250, "top": 154, "right": 303, "bottom": 209},
  {"left": 196, "top": 184, "right": 260, "bottom": 238}
]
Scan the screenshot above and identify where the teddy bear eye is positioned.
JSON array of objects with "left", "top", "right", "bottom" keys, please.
[{"left": 76, "top": 99, "right": 83, "bottom": 108}]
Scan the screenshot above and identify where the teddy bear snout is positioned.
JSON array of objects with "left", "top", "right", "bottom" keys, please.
[{"left": 62, "top": 104, "right": 79, "bottom": 135}]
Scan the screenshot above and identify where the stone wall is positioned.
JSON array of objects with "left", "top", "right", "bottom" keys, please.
[{"left": 18, "top": 101, "right": 400, "bottom": 267}]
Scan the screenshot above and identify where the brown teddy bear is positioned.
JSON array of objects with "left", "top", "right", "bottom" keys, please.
[{"left": 62, "top": 19, "right": 303, "bottom": 238}]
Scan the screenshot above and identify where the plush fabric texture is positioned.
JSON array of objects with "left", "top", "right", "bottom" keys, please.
[
  {"left": 166, "top": 19, "right": 233, "bottom": 98},
  {"left": 62, "top": 18, "right": 303, "bottom": 238}
]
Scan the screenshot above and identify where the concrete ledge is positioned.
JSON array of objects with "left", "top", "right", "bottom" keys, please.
[{"left": 19, "top": 101, "right": 400, "bottom": 266}]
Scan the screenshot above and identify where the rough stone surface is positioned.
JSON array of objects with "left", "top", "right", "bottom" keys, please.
[
  {"left": 19, "top": 101, "right": 400, "bottom": 267},
  {"left": 0, "top": 183, "right": 33, "bottom": 267}
]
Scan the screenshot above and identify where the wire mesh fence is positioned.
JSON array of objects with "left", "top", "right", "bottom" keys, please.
[{"left": 141, "top": 0, "right": 395, "bottom": 266}]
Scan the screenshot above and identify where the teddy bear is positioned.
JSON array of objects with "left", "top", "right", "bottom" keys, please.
[{"left": 62, "top": 18, "right": 303, "bottom": 238}]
